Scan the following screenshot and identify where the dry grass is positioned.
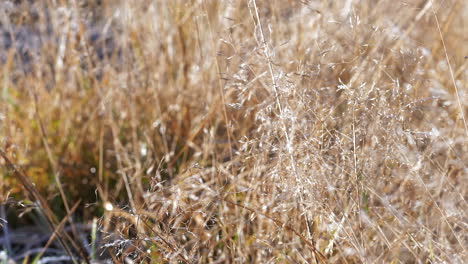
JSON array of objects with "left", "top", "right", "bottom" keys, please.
[{"left": 0, "top": 0, "right": 467, "bottom": 263}]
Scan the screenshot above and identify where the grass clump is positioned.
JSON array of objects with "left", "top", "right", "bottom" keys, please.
[{"left": 0, "top": 0, "right": 467, "bottom": 263}]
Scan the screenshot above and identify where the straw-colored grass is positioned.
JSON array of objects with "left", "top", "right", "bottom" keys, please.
[{"left": 1, "top": 0, "right": 466, "bottom": 263}]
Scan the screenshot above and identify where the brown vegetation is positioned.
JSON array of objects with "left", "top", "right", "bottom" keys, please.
[{"left": 0, "top": 0, "right": 467, "bottom": 263}]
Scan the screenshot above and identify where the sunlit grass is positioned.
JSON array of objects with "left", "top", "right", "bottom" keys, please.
[{"left": 0, "top": 0, "right": 467, "bottom": 262}]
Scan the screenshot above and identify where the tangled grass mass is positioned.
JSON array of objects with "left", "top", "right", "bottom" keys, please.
[{"left": 0, "top": 0, "right": 467, "bottom": 263}]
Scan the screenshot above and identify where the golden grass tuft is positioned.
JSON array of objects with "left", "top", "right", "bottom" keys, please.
[{"left": 1, "top": 0, "right": 467, "bottom": 262}]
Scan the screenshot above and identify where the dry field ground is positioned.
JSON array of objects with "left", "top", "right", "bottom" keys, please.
[{"left": 0, "top": 0, "right": 467, "bottom": 263}]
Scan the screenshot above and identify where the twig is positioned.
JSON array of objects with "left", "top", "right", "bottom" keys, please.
[
  {"left": 34, "top": 200, "right": 81, "bottom": 262},
  {"left": 0, "top": 149, "right": 89, "bottom": 263}
]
